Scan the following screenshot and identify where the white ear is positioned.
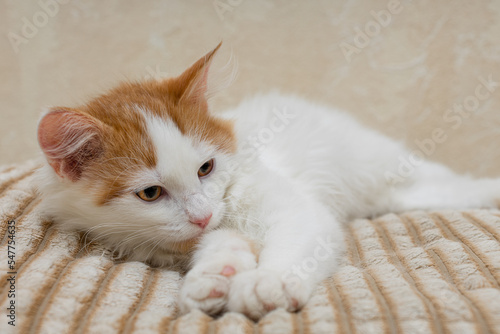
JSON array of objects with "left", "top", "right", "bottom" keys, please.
[{"left": 38, "top": 107, "right": 106, "bottom": 181}]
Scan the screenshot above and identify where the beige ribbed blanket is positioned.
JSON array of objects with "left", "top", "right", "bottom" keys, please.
[{"left": 1, "top": 161, "right": 499, "bottom": 334}]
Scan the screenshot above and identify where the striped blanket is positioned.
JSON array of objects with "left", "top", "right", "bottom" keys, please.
[{"left": 1, "top": 161, "right": 499, "bottom": 333}]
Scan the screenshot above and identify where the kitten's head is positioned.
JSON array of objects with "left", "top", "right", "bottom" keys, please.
[{"left": 36, "top": 43, "right": 236, "bottom": 264}]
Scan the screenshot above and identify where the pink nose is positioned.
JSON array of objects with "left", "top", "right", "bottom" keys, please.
[{"left": 190, "top": 213, "right": 212, "bottom": 229}]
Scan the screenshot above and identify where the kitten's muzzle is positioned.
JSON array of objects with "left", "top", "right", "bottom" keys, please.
[
  {"left": 184, "top": 193, "right": 213, "bottom": 229},
  {"left": 189, "top": 213, "right": 212, "bottom": 229}
]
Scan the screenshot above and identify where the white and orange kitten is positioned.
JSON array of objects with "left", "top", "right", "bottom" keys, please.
[{"left": 36, "top": 44, "right": 500, "bottom": 320}]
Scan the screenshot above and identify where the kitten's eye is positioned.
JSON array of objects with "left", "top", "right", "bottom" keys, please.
[
  {"left": 136, "top": 186, "right": 162, "bottom": 202},
  {"left": 198, "top": 159, "right": 214, "bottom": 178}
]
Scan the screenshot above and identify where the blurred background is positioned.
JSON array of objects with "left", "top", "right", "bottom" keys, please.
[{"left": 1, "top": 0, "right": 499, "bottom": 176}]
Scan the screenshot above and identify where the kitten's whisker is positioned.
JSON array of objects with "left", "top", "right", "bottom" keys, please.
[
  {"left": 118, "top": 227, "right": 162, "bottom": 250},
  {"left": 83, "top": 228, "right": 144, "bottom": 246},
  {"left": 144, "top": 237, "right": 167, "bottom": 262}
]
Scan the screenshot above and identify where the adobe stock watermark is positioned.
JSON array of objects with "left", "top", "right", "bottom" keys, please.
[
  {"left": 339, "top": 0, "right": 406, "bottom": 63},
  {"left": 385, "top": 74, "right": 498, "bottom": 185},
  {"left": 7, "top": 0, "right": 70, "bottom": 54},
  {"left": 213, "top": 0, "right": 245, "bottom": 21},
  {"left": 240, "top": 107, "right": 298, "bottom": 162},
  {"left": 203, "top": 105, "right": 298, "bottom": 199},
  {"left": 6, "top": 220, "right": 16, "bottom": 327},
  {"left": 261, "top": 233, "right": 339, "bottom": 306},
  {"left": 282, "top": 234, "right": 338, "bottom": 289}
]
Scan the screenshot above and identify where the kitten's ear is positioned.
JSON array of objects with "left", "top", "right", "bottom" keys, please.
[
  {"left": 38, "top": 108, "right": 105, "bottom": 181},
  {"left": 173, "top": 42, "right": 222, "bottom": 107}
]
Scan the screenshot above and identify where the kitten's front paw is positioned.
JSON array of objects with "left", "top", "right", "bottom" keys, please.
[
  {"left": 179, "top": 253, "right": 257, "bottom": 316},
  {"left": 227, "top": 269, "right": 311, "bottom": 320}
]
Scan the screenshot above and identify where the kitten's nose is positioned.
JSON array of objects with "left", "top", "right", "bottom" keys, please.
[{"left": 189, "top": 213, "right": 212, "bottom": 229}]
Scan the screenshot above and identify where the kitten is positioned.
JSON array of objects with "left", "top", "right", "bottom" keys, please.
[{"left": 36, "top": 43, "right": 500, "bottom": 320}]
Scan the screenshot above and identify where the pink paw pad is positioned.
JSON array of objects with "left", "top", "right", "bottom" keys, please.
[
  {"left": 263, "top": 303, "right": 276, "bottom": 311},
  {"left": 221, "top": 265, "right": 236, "bottom": 277},
  {"left": 208, "top": 289, "right": 225, "bottom": 298}
]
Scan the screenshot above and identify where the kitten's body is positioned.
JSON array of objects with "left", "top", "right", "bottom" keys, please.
[{"left": 36, "top": 45, "right": 500, "bottom": 320}]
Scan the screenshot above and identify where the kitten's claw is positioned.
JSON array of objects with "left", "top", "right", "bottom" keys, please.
[
  {"left": 221, "top": 265, "right": 236, "bottom": 277},
  {"left": 208, "top": 288, "right": 226, "bottom": 298}
]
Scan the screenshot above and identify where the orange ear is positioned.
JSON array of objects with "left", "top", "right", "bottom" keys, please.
[
  {"left": 173, "top": 42, "right": 222, "bottom": 106},
  {"left": 38, "top": 108, "right": 105, "bottom": 181}
]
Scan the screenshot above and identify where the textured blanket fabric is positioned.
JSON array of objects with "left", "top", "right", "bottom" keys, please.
[{"left": 1, "top": 161, "right": 499, "bottom": 334}]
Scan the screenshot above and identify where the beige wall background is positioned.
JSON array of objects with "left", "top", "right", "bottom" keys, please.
[{"left": 1, "top": 0, "right": 499, "bottom": 176}]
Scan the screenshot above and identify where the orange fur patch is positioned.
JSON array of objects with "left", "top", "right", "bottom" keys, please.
[
  {"left": 67, "top": 44, "right": 235, "bottom": 205},
  {"left": 76, "top": 97, "right": 158, "bottom": 205}
]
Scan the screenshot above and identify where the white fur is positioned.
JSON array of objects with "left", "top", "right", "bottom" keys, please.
[
  {"left": 35, "top": 111, "right": 236, "bottom": 267},
  {"left": 180, "top": 94, "right": 500, "bottom": 318},
  {"left": 36, "top": 93, "right": 500, "bottom": 319}
]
